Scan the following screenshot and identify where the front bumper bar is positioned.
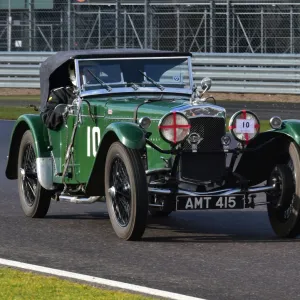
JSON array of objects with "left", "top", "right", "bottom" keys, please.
[{"left": 148, "top": 184, "right": 276, "bottom": 197}]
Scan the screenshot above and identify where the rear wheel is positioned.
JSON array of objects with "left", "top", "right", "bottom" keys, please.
[
  {"left": 17, "top": 130, "right": 52, "bottom": 218},
  {"left": 267, "top": 141, "right": 300, "bottom": 238},
  {"left": 104, "top": 142, "right": 148, "bottom": 240}
]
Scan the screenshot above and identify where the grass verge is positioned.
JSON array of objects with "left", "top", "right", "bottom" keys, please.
[
  {"left": 0, "top": 95, "right": 40, "bottom": 101},
  {"left": 0, "top": 267, "right": 157, "bottom": 300},
  {"left": 0, "top": 106, "right": 38, "bottom": 120}
]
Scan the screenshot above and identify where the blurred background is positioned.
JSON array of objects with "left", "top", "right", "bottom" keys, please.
[{"left": 1, "top": 0, "right": 300, "bottom": 53}]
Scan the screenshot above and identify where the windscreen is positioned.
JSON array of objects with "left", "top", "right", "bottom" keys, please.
[{"left": 78, "top": 57, "right": 191, "bottom": 91}]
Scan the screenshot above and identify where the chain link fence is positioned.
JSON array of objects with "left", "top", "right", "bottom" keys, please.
[{"left": 1, "top": 0, "right": 300, "bottom": 53}]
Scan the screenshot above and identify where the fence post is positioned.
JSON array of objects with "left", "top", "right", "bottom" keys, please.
[
  {"left": 7, "top": 0, "right": 12, "bottom": 52},
  {"left": 67, "top": 0, "right": 71, "bottom": 50},
  {"left": 210, "top": 0, "right": 215, "bottom": 53}
]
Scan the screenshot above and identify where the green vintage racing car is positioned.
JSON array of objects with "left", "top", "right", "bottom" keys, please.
[{"left": 5, "top": 49, "right": 300, "bottom": 240}]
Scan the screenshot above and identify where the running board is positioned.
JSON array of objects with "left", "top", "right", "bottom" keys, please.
[{"left": 58, "top": 195, "right": 103, "bottom": 204}]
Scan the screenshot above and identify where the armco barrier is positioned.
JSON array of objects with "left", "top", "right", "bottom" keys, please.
[{"left": 0, "top": 51, "right": 300, "bottom": 94}]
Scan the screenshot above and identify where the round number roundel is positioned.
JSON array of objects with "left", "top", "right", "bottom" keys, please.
[{"left": 228, "top": 110, "right": 260, "bottom": 144}]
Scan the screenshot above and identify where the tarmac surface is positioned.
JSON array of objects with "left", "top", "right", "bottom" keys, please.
[{"left": 1, "top": 102, "right": 300, "bottom": 300}]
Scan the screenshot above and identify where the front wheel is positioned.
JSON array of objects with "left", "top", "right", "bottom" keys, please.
[
  {"left": 104, "top": 142, "right": 148, "bottom": 240},
  {"left": 18, "top": 130, "right": 52, "bottom": 218},
  {"left": 267, "top": 141, "right": 300, "bottom": 238}
]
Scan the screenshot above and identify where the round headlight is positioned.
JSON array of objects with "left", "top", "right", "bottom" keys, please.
[
  {"left": 228, "top": 110, "right": 260, "bottom": 144},
  {"left": 158, "top": 112, "right": 191, "bottom": 144}
]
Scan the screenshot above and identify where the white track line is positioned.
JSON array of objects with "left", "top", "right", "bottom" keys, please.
[{"left": 0, "top": 258, "right": 207, "bottom": 300}]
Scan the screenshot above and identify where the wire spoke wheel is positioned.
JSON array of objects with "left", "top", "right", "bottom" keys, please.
[
  {"left": 20, "top": 143, "right": 37, "bottom": 206},
  {"left": 105, "top": 142, "right": 148, "bottom": 241},
  {"left": 267, "top": 141, "right": 300, "bottom": 238},
  {"left": 18, "top": 130, "right": 52, "bottom": 218},
  {"left": 109, "top": 157, "right": 131, "bottom": 227}
]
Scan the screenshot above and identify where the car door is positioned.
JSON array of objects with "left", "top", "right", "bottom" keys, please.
[{"left": 47, "top": 109, "right": 75, "bottom": 184}]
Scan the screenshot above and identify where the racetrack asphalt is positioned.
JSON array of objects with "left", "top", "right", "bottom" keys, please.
[{"left": 1, "top": 110, "right": 300, "bottom": 300}]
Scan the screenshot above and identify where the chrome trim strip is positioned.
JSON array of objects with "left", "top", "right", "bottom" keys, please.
[
  {"left": 148, "top": 185, "right": 276, "bottom": 196},
  {"left": 188, "top": 56, "right": 194, "bottom": 88},
  {"left": 69, "top": 114, "right": 105, "bottom": 118},
  {"left": 149, "top": 204, "right": 164, "bottom": 208},
  {"left": 105, "top": 117, "right": 133, "bottom": 120},
  {"left": 80, "top": 87, "right": 193, "bottom": 98},
  {"left": 36, "top": 157, "right": 55, "bottom": 190},
  {"left": 69, "top": 114, "right": 161, "bottom": 121},
  {"left": 77, "top": 56, "right": 191, "bottom": 62},
  {"left": 74, "top": 59, "right": 81, "bottom": 90},
  {"left": 171, "top": 103, "right": 226, "bottom": 118}
]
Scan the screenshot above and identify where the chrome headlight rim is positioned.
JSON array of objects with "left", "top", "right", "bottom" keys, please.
[
  {"left": 158, "top": 112, "right": 191, "bottom": 145},
  {"left": 139, "top": 116, "right": 152, "bottom": 129},
  {"left": 269, "top": 116, "right": 282, "bottom": 129},
  {"left": 228, "top": 110, "right": 260, "bottom": 144}
]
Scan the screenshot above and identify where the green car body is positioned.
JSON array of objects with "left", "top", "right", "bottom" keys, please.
[{"left": 6, "top": 49, "right": 300, "bottom": 241}]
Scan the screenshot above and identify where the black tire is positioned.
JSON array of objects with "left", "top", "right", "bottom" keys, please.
[
  {"left": 267, "top": 141, "right": 300, "bottom": 238},
  {"left": 104, "top": 142, "right": 148, "bottom": 240},
  {"left": 17, "top": 130, "right": 52, "bottom": 218}
]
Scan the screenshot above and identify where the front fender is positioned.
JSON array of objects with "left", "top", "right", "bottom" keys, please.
[
  {"left": 102, "top": 122, "right": 146, "bottom": 149},
  {"left": 275, "top": 119, "right": 300, "bottom": 145},
  {"left": 85, "top": 122, "right": 146, "bottom": 196},
  {"left": 234, "top": 122, "right": 300, "bottom": 185},
  {"left": 6, "top": 114, "right": 51, "bottom": 180}
]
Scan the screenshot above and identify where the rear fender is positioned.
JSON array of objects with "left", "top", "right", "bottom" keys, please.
[
  {"left": 85, "top": 122, "right": 146, "bottom": 196},
  {"left": 5, "top": 114, "right": 51, "bottom": 180}
]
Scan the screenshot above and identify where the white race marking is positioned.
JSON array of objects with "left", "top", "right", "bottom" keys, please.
[
  {"left": 92, "top": 127, "right": 100, "bottom": 157},
  {"left": 87, "top": 126, "right": 101, "bottom": 157},
  {"left": 236, "top": 119, "right": 255, "bottom": 134},
  {"left": 87, "top": 126, "right": 91, "bottom": 157},
  {"left": 0, "top": 258, "right": 206, "bottom": 300}
]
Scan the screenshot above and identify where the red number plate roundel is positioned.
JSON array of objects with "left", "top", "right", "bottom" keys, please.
[
  {"left": 228, "top": 110, "right": 260, "bottom": 144},
  {"left": 158, "top": 112, "right": 191, "bottom": 144}
]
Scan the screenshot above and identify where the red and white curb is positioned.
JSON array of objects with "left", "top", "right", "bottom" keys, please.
[{"left": 0, "top": 258, "right": 206, "bottom": 300}]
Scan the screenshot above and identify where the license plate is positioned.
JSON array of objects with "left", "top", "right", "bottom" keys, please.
[{"left": 176, "top": 195, "right": 244, "bottom": 210}]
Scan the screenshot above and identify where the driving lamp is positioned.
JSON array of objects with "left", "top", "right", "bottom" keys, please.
[
  {"left": 139, "top": 116, "right": 152, "bottom": 129},
  {"left": 158, "top": 112, "right": 191, "bottom": 144},
  {"left": 228, "top": 110, "right": 260, "bottom": 144},
  {"left": 269, "top": 116, "right": 282, "bottom": 129}
]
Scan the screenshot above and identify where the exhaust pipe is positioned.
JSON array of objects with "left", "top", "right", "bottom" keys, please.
[{"left": 58, "top": 195, "right": 103, "bottom": 204}]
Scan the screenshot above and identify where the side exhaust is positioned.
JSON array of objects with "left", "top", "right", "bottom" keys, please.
[{"left": 58, "top": 195, "right": 103, "bottom": 204}]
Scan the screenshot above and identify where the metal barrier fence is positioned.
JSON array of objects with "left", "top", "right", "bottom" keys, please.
[
  {"left": 1, "top": 1, "right": 300, "bottom": 54},
  {"left": 0, "top": 51, "right": 300, "bottom": 94}
]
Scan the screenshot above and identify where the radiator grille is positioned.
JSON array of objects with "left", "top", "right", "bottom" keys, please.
[
  {"left": 180, "top": 117, "right": 226, "bottom": 183},
  {"left": 182, "top": 117, "right": 226, "bottom": 151}
]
